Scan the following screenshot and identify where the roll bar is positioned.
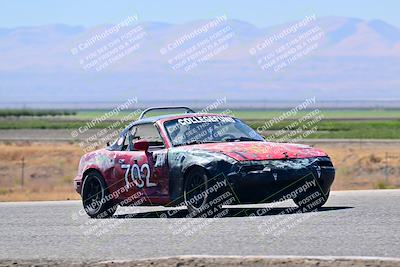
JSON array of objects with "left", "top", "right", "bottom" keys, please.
[{"left": 139, "top": 106, "right": 195, "bottom": 119}]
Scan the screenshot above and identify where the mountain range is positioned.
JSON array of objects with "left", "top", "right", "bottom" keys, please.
[{"left": 0, "top": 16, "right": 399, "bottom": 106}]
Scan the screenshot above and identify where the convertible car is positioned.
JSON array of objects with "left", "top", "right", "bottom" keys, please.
[{"left": 74, "top": 107, "right": 335, "bottom": 218}]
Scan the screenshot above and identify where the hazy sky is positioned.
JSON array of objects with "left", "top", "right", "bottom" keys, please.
[{"left": 0, "top": 0, "right": 399, "bottom": 28}]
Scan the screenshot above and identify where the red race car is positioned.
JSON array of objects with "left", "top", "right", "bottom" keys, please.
[{"left": 74, "top": 107, "right": 335, "bottom": 218}]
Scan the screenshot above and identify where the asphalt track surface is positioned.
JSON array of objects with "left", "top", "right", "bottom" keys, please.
[{"left": 0, "top": 190, "right": 399, "bottom": 261}]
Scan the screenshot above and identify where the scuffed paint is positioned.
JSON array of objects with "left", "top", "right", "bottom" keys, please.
[
  {"left": 78, "top": 149, "right": 115, "bottom": 174},
  {"left": 75, "top": 112, "right": 335, "bottom": 207}
]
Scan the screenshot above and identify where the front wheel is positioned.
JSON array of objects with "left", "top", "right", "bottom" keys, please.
[
  {"left": 183, "top": 167, "right": 226, "bottom": 218},
  {"left": 81, "top": 171, "right": 117, "bottom": 218}
]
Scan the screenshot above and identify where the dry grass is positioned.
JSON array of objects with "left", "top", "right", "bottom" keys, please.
[
  {"left": 0, "top": 186, "right": 79, "bottom": 201},
  {"left": 0, "top": 142, "right": 82, "bottom": 201},
  {"left": 316, "top": 142, "right": 400, "bottom": 190},
  {"left": 0, "top": 141, "right": 399, "bottom": 201}
]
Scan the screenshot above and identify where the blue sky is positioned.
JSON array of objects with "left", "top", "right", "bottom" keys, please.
[{"left": 0, "top": 0, "right": 399, "bottom": 28}]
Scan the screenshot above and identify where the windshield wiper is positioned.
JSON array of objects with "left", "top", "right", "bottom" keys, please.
[{"left": 224, "top": 136, "right": 263, "bottom": 142}]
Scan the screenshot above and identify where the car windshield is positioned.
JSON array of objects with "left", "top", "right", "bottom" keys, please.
[{"left": 164, "top": 115, "right": 265, "bottom": 146}]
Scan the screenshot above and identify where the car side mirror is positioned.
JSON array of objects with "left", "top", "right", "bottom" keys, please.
[{"left": 133, "top": 139, "right": 149, "bottom": 151}]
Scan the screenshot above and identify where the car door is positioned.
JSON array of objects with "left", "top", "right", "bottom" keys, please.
[{"left": 113, "top": 123, "right": 169, "bottom": 202}]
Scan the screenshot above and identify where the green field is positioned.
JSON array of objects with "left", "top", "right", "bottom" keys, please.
[
  {"left": 0, "top": 109, "right": 399, "bottom": 139},
  {"left": 0, "top": 109, "right": 76, "bottom": 117},
  {"left": 62, "top": 109, "right": 400, "bottom": 120},
  {"left": 249, "top": 120, "right": 400, "bottom": 139}
]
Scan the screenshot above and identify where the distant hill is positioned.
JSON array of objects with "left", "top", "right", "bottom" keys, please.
[{"left": 0, "top": 16, "right": 399, "bottom": 106}]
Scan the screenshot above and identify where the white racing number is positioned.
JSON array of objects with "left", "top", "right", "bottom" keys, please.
[{"left": 121, "top": 163, "right": 157, "bottom": 189}]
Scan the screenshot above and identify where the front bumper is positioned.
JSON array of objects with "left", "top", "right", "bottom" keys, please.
[{"left": 226, "top": 157, "right": 335, "bottom": 203}]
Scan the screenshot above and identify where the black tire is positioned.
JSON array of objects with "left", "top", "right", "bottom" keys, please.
[
  {"left": 293, "top": 188, "right": 330, "bottom": 210},
  {"left": 183, "top": 167, "right": 225, "bottom": 218},
  {"left": 81, "top": 171, "right": 117, "bottom": 218}
]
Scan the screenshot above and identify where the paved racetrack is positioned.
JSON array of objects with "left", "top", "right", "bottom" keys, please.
[{"left": 0, "top": 190, "right": 399, "bottom": 261}]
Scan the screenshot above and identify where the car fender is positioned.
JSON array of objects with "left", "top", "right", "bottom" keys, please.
[
  {"left": 167, "top": 148, "right": 237, "bottom": 202},
  {"left": 77, "top": 149, "right": 116, "bottom": 183}
]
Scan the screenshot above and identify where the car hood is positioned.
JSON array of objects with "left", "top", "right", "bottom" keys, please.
[{"left": 185, "top": 141, "right": 327, "bottom": 161}]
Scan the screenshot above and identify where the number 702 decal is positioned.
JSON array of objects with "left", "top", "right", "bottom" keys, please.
[{"left": 121, "top": 163, "right": 157, "bottom": 189}]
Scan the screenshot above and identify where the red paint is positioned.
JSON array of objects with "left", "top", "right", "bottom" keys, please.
[
  {"left": 177, "top": 141, "right": 327, "bottom": 161},
  {"left": 133, "top": 139, "right": 150, "bottom": 151}
]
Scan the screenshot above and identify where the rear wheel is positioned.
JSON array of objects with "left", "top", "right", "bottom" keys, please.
[{"left": 81, "top": 171, "right": 117, "bottom": 218}]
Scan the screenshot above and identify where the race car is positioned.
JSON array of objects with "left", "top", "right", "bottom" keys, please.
[{"left": 74, "top": 107, "right": 335, "bottom": 218}]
